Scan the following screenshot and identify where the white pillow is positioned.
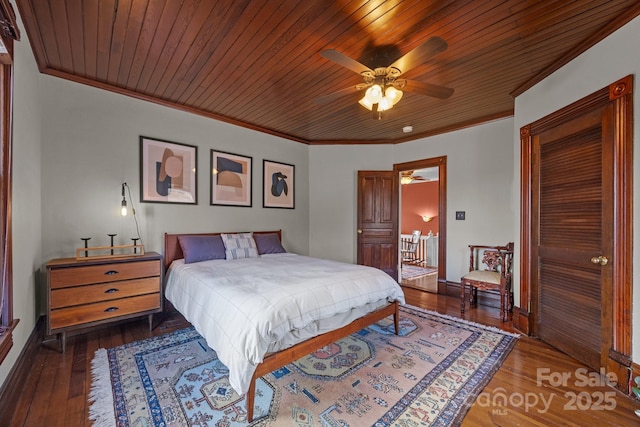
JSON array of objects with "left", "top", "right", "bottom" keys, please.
[{"left": 220, "top": 232, "right": 259, "bottom": 259}]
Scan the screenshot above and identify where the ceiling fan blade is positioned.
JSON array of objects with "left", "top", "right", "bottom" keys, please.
[
  {"left": 314, "top": 85, "right": 362, "bottom": 105},
  {"left": 402, "top": 79, "right": 454, "bottom": 99},
  {"left": 321, "top": 49, "right": 374, "bottom": 75},
  {"left": 388, "top": 36, "right": 448, "bottom": 76}
]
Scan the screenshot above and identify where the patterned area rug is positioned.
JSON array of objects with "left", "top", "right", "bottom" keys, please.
[
  {"left": 89, "top": 305, "right": 518, "bottom": 426},
  {"left": 401, "top": 264, "right": 438, "bottom": 280}
]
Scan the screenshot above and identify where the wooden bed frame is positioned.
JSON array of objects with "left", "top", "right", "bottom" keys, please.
[{"left": 163, "top": 231, "right": 400, "bottom": 422}]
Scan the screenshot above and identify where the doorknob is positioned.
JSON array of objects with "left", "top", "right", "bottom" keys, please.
[
  {"left": 590, "top": 255, "right": 609, "bottom": 266},
  {"left": 357, "top": 229, "right": 363, "bottom": 234}
]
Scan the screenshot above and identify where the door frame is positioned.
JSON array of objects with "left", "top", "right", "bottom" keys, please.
[
  {"left": 519, "top": 75, "right": 633, "bottom": 386},
  {"left": 394, "top": 156, "right": 447, "bottom": 292}
]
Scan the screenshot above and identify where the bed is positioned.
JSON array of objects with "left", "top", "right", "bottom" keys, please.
[{"left": 163, "top": 230, "right": 405, "bottom": 421}]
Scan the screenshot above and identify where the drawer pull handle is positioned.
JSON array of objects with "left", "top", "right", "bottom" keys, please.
[
  {"left": 105, "top": 288, "right": 119, "bottom": 294},
  {"left": 104, "top": 307, "right": 119, "bottom": 313},
  {"left": 104, "top": 270, "right": 119, "bottom": 275}
]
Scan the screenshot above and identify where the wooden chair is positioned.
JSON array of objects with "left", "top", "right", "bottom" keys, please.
[
  {"left": 460, "top": 242, "right": 514, "bottom": 321},
  {"left": 401, "top": 230, "right": 422, "bottom": 264}
]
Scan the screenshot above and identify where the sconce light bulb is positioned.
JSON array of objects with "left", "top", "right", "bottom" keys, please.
[{"left": 120, "top": 182, "right": 128, "bottom": 216}]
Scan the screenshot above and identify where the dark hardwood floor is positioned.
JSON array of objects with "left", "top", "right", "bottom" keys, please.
[{"left": 3, "top": 288, "right": 638, "bottom": 426}]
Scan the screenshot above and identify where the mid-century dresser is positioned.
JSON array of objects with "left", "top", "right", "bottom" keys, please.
[{"left": 45, "top": 252, "right": 162, "bottom": 352}]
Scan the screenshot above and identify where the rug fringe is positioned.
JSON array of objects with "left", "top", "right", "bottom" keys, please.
[
  {"left": 402, "top": 304, "right": 522, "bottom": 338},
  {"left": 88, "top": 348, "right": 116, "bottom": 427}
]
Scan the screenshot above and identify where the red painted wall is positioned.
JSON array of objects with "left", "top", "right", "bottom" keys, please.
[{"left": 401, "top": 181, "right": 439, "bottom": 235}]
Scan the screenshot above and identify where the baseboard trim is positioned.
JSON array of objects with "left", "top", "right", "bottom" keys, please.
[
  {"left": 444, "top": 281, "right": 502, "bottom": 308},
  {"left": 0, "top": 316, "right": 44, "bottom": 425},
  {"left": 605, "top": 349, "right": 631, "bottom": 394},
  {"left": 511, "top": 306, "right": 530, "bottom": 334}
]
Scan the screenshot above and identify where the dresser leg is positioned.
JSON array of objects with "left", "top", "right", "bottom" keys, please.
[
  {"left": 60, "top": 332, "right": 66, "bottom": 353},
  {"left": 148, "top": 314, "right": 153, "bottom": 331}
]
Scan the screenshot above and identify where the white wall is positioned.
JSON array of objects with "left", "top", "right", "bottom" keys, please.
[
  {"left": 40, "top": 77, "right": 310, "bottom": 262},
  {"left": 0, "top": 10, "right": 43, "bottom": 385},
  {"left": 308, "top": 144, "right": 394, "bottom": 262},
  {"left": 308, "top": 118, "right": 515, "bottom": 281},
  {"left": 514, "top": 15, "right": 640, "bottom": 362}
]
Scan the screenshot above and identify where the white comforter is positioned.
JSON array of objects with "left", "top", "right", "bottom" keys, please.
[{"left": 165, "top": 253, "right": 405, "bottom": 395}]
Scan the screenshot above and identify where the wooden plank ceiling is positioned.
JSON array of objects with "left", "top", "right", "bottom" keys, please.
[{"left": 15, "top": 0, "right": 640, "bottom": 144}]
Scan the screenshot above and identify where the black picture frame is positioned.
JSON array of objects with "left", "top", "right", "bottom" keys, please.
[
  {"left": 263, "top": 159, "right": 294, "bottom": 209},
  {"left": 210, "top": 150, "right": 253, "bottom": 207},
  {"left": 139, "top": 136, "right": 197, "bottom": 204}
]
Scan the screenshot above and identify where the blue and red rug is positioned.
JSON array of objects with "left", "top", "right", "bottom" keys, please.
[{"left": 89, "top": 305, "right": 518, "bottom": 426}]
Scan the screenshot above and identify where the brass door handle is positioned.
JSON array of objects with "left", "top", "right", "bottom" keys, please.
[
  {"left": 357, "top": 229, "right": 363, "bottom": 234},
  {"left": 590, "top": 255, "right": 608, "bottom": 266}
]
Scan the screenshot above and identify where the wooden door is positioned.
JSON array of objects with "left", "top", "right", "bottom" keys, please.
[
  {"left": 357, "top": 171, "right": 398, "bottom": 280},
  {"left": 532, "top": 109, "right": 612, "bottom": 370},
  {"left": 521, "top": 76, "right": 633, "bottom": 388}
]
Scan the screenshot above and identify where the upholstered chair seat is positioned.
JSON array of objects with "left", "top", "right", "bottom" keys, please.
[
  {"left": 461, "top": 270, "right": 501, "bottom": 285},
  {"left": 460, "top": 243, "right": 514, "bottom": 321}
]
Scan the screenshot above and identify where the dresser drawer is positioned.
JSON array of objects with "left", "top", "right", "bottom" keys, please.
[
  {"left": 50, "top": 277, "right": 160, "bottom": 309},
  {"left": 49, "top": 260, "right": 160, "bottom": 289},
  {"left": 49, "top": 293, "right": 161, "bottom": 330}
]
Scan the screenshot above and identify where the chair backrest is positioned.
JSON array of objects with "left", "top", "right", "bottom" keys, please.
[
  {"left": 402, "top": 230, "right": 422, "bottom": 257},
  {"left": 468, "top": 242, "right": 514, "bottom": 279}
]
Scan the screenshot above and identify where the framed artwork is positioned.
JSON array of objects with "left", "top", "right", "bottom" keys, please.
[
  {"left": 263, "top": 160, "right": 295, "bottom": 209},
  {"left": 210, "top": 150, "right": 252, "bottom": 206},
  {"left": 140, "top": 136, "right": 197, "bottom": 204}
]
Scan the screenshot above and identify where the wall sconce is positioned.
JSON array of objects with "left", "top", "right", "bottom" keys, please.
[
  {"left": 121, "top": 183, "right": 128, "bottom": 216},
  {"left": 422, "top": 216, "right": 433, "bottom": 222},
  {"left": 120, "top": 182, "right": 144, "bottom": 252}
]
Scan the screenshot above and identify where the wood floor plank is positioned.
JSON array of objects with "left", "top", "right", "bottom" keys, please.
[
  {"left": 68, "top": 334, "right": 88, "bottom": 399},
  {"left": 7, "top": 339, "right": 48, "bottom": 426},
  {"left": 6, "top": 338, "right": 47, "bottom": 426},
  {"left": 63, "top": 395, "right": 88, "bottom": 427},
  {"left": 44, "top": 344, "right": 75, "bottom": 426},
  {"left": 7, "top": 290, "right": 639, "bottom": 426},
  {"left": 22, "top": 350, "right": 59, "bottom": 426},
  {"left": 81, "top": 330, "right": 102, "bottom": 426}
]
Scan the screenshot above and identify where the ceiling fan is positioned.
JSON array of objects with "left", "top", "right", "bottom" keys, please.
[
  {"left": 400, "top": 170, "right": 428, "bottom": 185},
  {"left": 319, "top": 37, "right": 454, "bottom": 117}
]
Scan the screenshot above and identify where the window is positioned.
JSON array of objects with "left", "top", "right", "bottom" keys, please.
[{"left": 0, "top": 0, "right": 19, "bottom": 364}]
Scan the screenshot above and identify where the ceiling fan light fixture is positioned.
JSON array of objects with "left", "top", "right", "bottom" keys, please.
[
  {"left": 400, "top": 175, "right": 413, "bottom": 185},
  {"left": 358, "top": 96, "right": 374, "bottom": 111},
  {"left": 320, "top": 37, "right": 452, "bottom": 120},
  {"left": 385, "top": 86, "right": 403, "bottom": 105},
  {"left": 364, "top": 84, "right": 383, "bottom": 104},
  {"left": 358, "top": 84, "right": 404, "bottom": 113},
  {"left": 378, "top": 96, "right": 392, "bottom": 112}
]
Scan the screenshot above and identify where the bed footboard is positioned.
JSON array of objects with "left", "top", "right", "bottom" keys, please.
[{"left": 246, "top": 300, "right": 400, "bottom": 422}]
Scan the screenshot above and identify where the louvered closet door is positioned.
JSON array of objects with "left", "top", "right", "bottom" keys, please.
[{"left": 534, "top": 108, "right": 611, "bottom": 371}]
